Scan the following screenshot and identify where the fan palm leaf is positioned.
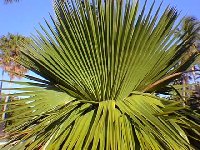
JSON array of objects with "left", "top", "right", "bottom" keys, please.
[{"left": 1, "top": 0, "right": 200, "bottom": 149}]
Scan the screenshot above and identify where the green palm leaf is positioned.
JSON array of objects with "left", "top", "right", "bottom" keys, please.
[{"left": 1, "top": 0, "right": 200, "bottom": 149}]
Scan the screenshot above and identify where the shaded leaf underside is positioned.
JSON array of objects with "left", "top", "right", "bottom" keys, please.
[{"left": 1, "top": 84, "right": 196, "bottom": 149}]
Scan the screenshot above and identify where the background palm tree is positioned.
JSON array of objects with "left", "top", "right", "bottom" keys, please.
[
  {"left": 1, "top": 0, "right": 200, "bottom": 149},
  {"left": 0, "top": 33, "right": 30, "bottom": 80},
  {"left": 145, "top": 16, "right": 200, "bottom": 149},
  {"left": 168, "top": 17, "right": 200, "bottom": 104},
  {"left": 0, "top": 33, "right": 30, "bottom": 137}
]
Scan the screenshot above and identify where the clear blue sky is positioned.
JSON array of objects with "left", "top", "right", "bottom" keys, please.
[
  {"left": 0, "top": 0, "right": 54, "bottom": 36},
  {"left": 0, "top": 0, "right": 200, "bottom": 86},
  {"left": 0, "top": 0, "right": 200, "bottom": 37}
]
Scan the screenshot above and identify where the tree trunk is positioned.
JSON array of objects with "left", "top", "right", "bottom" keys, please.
[{"left": 0, "top": 70, "right": 5, "bottom": 137}]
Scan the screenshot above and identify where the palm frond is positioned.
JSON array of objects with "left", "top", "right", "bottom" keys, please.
[
  {"left": 1, "top": 82, "right": 195, "bottom": 149},
  {"left": 20, "top": 0, "right": 195, "bottom": 101},
  {"left": 1, "top": 0, "right": 200, "bottom": 149}
]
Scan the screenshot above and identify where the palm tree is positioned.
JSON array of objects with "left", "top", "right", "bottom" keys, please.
[
  {"left": 171, "top": 17, "right": 200, "bottom": 103},
  {"left": 181, "top": 17, "right": 200, "bottom": 45},
  {"left": 0, "top": 33, "right": 29, "bottom": 80},
  {"left": 1, "top": 0, "right": 200, "bottom": 149},
  {"left": 0, "top": 33, "right": 30, "bottom": 138}
]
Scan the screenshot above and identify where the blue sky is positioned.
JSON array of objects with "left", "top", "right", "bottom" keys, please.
[
  {"left": 0, "top": 0, "right": 54, "bottom": 36},
  {"left": 0, "top": 0, "right": 200, "bottom": 87},
  {"left": 0, "top": 0, "right": 200, "bottom": 37}
]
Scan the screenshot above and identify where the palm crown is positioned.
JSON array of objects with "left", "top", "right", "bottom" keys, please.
[
  {"left": 1, "top": 0, "right": 200, "bottom": 149},
  {"left": 0, "top": 34, "right": 29, "bottom": 79}
]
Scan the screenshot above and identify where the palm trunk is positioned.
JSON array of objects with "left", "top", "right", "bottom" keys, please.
[
  {"left": 0, "top": 70, "right": 5, "bottom": 137},
  {"left": 182, "top": 75, "right": 187, "bottom": 107},
  {"left": 0, "top": 70, "right": 4, "bottom": 102},
  {"left": 2, "top": 78, "right": 12, "bottom": 121},
  {"left": 182, "top": 72, "right": 192, "bottom": 106}
]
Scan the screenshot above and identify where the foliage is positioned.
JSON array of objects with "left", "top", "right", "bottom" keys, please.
[
  {"left": 180, "top": 16, "right": 200, "bottom": 46},
  {"left": 177, "top": 16, "right": 200, "bottom": 69},
  {"left": 158, "top": 16, "right": 200, "bottom": 149},
  {"left": 0, "top": 33, "right": 30, "bottom": 79},
  {"left": 4, "top": 96, "right": 28, "bottom": 128},
  {"left": 188, "top": 84, "right": 200, "bottom": 112},
  {"left": 1, "top": 0, "right": 200, "bottom": 149}
]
